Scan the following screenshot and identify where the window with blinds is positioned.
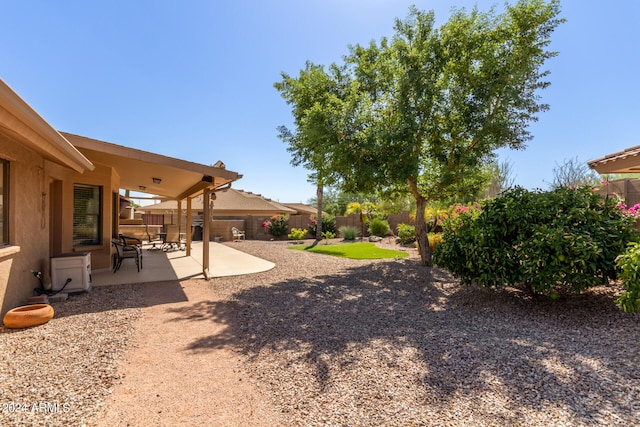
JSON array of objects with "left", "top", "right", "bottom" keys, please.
[
  {"left": 73, "top": 184, "right": 102, "bottom": 246},
  {"left": 0, "top": 159, "right": 8, "bottom": 246}
]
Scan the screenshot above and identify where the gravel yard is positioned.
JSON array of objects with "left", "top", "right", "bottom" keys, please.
[{"left": 2, "top": 238, "right": 640, "bottom": 426}]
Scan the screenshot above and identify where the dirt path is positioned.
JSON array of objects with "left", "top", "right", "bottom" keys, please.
[{"left": 91, "top": 280, "right": 282, "bottom": 426}]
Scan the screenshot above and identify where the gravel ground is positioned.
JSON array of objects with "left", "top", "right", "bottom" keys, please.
[
  {"left": 0, "top": 284, "right": 143, "bottom": 426},
  {"left": 2, "top": 238, "right": 640, "bottom": 426}
]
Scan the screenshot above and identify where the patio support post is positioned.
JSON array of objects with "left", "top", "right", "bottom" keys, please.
[
  {"left": 186, "top": 196, "right": 192, "bottom": 256},
  {"left": 177, "top": 200, "right": 182, "bottom": 243},
  {"left": 202, "top": 188, "right": 211, "bottom": 279}
]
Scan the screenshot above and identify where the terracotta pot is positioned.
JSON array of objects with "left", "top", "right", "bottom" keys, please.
[{"left": 3, "top": 304, "right": 54, "bottom": 329}]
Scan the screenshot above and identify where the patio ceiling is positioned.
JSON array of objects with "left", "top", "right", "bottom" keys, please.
[
  {"left": 588, "top": 145, "right": 640, "bottom": 174},
  {"left": 63, "top": 132, "right": 242, "bottom": 200}
]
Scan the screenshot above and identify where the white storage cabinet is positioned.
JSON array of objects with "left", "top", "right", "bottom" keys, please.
[{"left": 50, "top": 252, "right": 92, "bottom": 292}]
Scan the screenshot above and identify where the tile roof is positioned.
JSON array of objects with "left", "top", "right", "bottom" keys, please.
[
  {"left": 138, "top": 188, "right": 297, "bottom": 214},
  {"left": 588, "top": 145, "right": 640, "bottom": 173},
  {"left": 282, "top": 203, "right": 318, "bottom": 215}
]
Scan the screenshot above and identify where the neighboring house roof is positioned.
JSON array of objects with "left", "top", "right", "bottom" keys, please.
[
  {"left": 138, "top": 188, "right": 297, "bottom": 215},
  {"left": 588, "top": 145, "right": 640, "bottom": 174},
  {"left": 282, "top": 203, "right": 317, "bottom": 215},
  {"left": 63, "top": 132, "right": 241, "bottom": 200},
  {"left": 0, "top": 79, "right": 94, "bottom": 172}
]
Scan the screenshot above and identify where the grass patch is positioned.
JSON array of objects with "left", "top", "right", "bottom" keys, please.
[{"left": 289, "top": 242, "right": 408, "bottom": 260}]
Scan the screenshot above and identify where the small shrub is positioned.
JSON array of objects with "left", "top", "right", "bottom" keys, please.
[
  {"left": 288, "top": 228, "right": 308, "bottom": 241},
  {"left": 397, "top": 223, "right": 416, "bottom": 244},
  {"left": 339, "top": 225, "right": 358, "bottom": 241},
  {"left": 263, "top": 214, "right": 289, "bottom": 237},
  {"left": 429, "top": 233, "right": 443, "bottom": 253},
  {"left": 368, "top": 217, "right": 390, "bottom": 237},
  {"left": 322, "top": 231, "right": 336, "bottom": 239},
  {"left": 616, "top": 242, "right": 640, "bottom": 313}
]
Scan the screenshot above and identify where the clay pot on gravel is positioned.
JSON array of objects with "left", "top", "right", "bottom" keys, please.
[{"left": 3, "top": 304, "right": 54, "bottom": 329}]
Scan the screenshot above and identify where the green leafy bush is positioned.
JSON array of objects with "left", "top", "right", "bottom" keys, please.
[
  {"left": 368, "top": 217, "right": 390, "bottom": 237},
  {"left": 309, "top": 214, "right": 336, "bottom": 236},
  {"left": 339, "top": 225, "right": 358, "bottom": 241},
  {"left": 616, "top": 242, "right": 640, "bottom": 313},
  {"left": 322, "top": 231, "right": 336, "bottom": 239},
  {"left": 434, "top": 186, "right": 635, "bottom": 296},
  {"left": 288, "top": 228, "right": 308, "bottom": 240},
  {"left": 397, "top": 223, "right": 416, "bottom": 244},
  {"left": 262, "top": 214, "right": 289, "bottom": 237}
]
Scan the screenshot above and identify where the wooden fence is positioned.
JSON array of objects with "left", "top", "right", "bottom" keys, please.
[
  {"left": 596, "top": 178, "right": 640, "bottom": 207},
  {"left": 131, "top": 212, "right": 417, "bottom": 243}
]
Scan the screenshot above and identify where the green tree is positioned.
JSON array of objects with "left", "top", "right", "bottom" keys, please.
[
  {"left": 340, "top": 1, "right": 563, "bottom": 265},
  {"left": 307, "top": 187, "right": 355, "bottom": 216},
  {"left": 275, "top": 2, "right": 563, "bottom": 264},
  {"left": 275, "top": 63, "right": 350, "bottom": 240}
]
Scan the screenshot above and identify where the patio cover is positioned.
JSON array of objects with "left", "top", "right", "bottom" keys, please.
[
  {"left": 63, "top": 132, "right": 241, "bottom": 200},
  {"left": 62, "top": 132, "right": 242, "bottom": 279},
  {"left": 588, "top": 145, "right": 640, "bottom": 174}
]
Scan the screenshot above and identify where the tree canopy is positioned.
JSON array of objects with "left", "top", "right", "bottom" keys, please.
[{"left": 276, "top": 0, "right": 564, "bottom": 264}]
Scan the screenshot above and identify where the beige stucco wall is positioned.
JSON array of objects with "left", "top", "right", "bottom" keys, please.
[
  {"left": 0, "top": 135, "right": 120, "bottom": 317},
  {"left": 47, "top": 160, "right": 118, "bottom": 271},
  {"left": 0, "top": 134, "right": 52, "bottom": 316}
]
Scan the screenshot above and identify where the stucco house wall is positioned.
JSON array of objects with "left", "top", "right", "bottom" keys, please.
[
  {"left": 0, "top": 134, "right": 53, "bottom": 315},
  {"left": 0, "top": 135, "right": 121, "bottom": 315}
]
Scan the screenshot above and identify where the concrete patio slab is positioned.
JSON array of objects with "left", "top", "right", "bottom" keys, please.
[{"left": 91, "top": 241, "right": 275, "bottom": 287}]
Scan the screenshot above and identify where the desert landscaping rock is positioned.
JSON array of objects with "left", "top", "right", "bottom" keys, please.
[{"left": 1, "top": 238, "right": 639, "bottom": 426}]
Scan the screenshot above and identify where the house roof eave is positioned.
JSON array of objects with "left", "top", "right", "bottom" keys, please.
[
  {"left": 588, "top": 145, "right": 640, "bottom": 174},
  {"left": 0, "top": 79, "right": 94, "bottom": 172}
]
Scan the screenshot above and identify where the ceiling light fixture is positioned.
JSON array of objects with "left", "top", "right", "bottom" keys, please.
[
  {"left": 152, "top": 177, "right": 162, "bottom": 184},
  {"left": 139, "top": 185, "right": 146, "bottom": 191}
]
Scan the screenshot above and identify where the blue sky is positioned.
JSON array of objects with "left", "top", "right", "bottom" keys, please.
[{"left": 2, "top": 1, "right": 638, "bottom": 203}]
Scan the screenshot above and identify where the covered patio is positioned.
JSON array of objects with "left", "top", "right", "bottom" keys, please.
[
  {"left": 63, "top": 132, "right": 243, "bottom": 278},
  {"left": 91, "top": 241, "right": 275, "bottom": 286}
]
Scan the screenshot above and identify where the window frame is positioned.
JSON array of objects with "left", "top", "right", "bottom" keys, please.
[
  {"left": 0, "top": 158, "right": 8, "bottom": 246},
  {"left": 73, "top": 183, "right": 102, "bottom": 247}
]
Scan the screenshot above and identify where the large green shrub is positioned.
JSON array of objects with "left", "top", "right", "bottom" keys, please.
[
  {"left": 616, "top": 242, "right": 640, "bottom": 313},
  {"left": 368, "top": 217, "right": 390, "bottom": 237},
  {"left": 434, "top": 186, "right": 635, "bottom": 296}
]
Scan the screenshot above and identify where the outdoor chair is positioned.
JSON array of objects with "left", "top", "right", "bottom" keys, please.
[
  {"left": 119, "top": 233, "right": 143, "bottom": 269},
  {"left": 145, "top": 224, "right": 164, "bottom": 250},
  {"left": 232, "top": 226, "right": 245, "bottom": 242},
  {"left": 163, "top": 224, "right": 186, "bottom": 251},
  {"left": 112, "top": 239, "right": 141, "bottom": 273}
]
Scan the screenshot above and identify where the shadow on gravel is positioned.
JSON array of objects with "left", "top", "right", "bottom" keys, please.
[
  {"left": 167, "top": 260, "right": 640, "bottom": 424},
  {"left": 48, "top": 280, "right": 188, "bottom": 320}
]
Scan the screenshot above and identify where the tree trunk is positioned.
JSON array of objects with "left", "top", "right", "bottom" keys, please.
[
  {"left": 408, "top": 178, "right": 432, "bottom": 266},
  {"left": 316, "top": 181, "right": 323, "bottom": 241}
]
